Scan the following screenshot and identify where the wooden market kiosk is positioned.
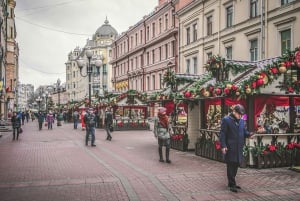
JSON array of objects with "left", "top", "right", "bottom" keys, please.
[
  {"left": 111, "top": 90, "right": 150, "bottom": 131},
  {"left": 181, "top": 47, "right": 300, "bottom": 168}
]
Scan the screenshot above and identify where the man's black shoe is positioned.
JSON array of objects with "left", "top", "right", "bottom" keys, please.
[
  {"left": 230, "top": 187, "right": 238, "bottom": 193},
  {"left": 166, "top": 160, "right": 171, "bottom": 163},
  {"left": 228, "top": 185, "right": 241, "bottom": 189},
  {"left": 159, "top": 159, "right": 164, "bottom": 162},
  {"left": 91, "top": 144, "right": 96, "bottom": 147}
]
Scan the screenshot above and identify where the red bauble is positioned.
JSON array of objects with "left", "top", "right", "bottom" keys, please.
[
  {"left": 224, "top": 88, "right": 230, "bottom": 95},
  {"left": 209, "top": 86, "right": 214, "bottom": 92},
  {"left": 251, "top": 82, "right": 257, "bottom": 89},
  {"left": 231, "top": 85, "right": 238, "bottom": 91},
  {"left": 270, "top": 67, "right": 278, "bottom": 74},
  {"left": 184, "top": 91, "right": 191, "bottom": 98},
  {"left": 285, "top": 61, "right": 292, "bottom": 68},
  {"left": 288, "top": 87, "right": 294, "bottom": 93},
  {"left": 256, "top": 79, "right": 264, "bottom": 87},
  {"left": 215, "top": 88, "right": 222, "bottom": 95}
]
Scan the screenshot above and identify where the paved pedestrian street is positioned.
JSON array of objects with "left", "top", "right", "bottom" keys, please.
[{"left": 0, "top": 121, "right": 299, "bottom": 201}]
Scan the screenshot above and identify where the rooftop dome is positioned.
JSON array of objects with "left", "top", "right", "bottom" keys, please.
[{"left": 93, "top": 18, "right": 118, "bottom": 39}]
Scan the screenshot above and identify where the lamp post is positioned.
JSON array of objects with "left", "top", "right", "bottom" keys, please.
[
  {"left": 76, "top": 48, "right": 102, "bottom": 107},
  {"left": 43, "top": 91, "right": 50, "bottom": 113},
  {"left": 56, "top": 78, "right": 62, "bottom": 126},
  {"left": 36, "top": 96, "right": 42, "bottom": 111}
]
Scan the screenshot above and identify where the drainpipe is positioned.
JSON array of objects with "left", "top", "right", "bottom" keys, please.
[
  {"left": 260, "top": 0, "right": 265, "bottom": 59},
  {"left": 264, "top": 0, "right": 268, "bottom": 58},
  {"left": 218, "top": 0, "right": 221, "bottom": 54}
]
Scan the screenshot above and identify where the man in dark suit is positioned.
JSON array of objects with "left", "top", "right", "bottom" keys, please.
[
  {"left": 219, "top": 104, "right": 253, "bottom": 193},
  {"left": 104, "top": 108, "right": 113, "bottom": 141}
]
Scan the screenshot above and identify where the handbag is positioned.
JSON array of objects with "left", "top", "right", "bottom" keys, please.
[
  {"left": 19, "top": 127, "right": 23, "bottom": 134},
  {"left": 157, "top": 128, "right": 170, "bottom": 140},
  {"left": 109, "top": 125, "right": 114, "bottom": 132}
]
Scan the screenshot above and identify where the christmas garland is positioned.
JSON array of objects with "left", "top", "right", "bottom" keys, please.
[{"left": 183, "top": 46, "right": 300, "bottom": 99}]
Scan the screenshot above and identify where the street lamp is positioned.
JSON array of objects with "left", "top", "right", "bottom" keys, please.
[
  {"left": 77, "top": 48, "right": 102, "bottom": 107},
  {"left": 56, "top": 78, "right": 62, "bottom": 126},
  {"left": 36, "top": 96, "right": 42, "bottom": 111},
  {"left": 43, "top": 91, "right": 50, "bottom": 113}
]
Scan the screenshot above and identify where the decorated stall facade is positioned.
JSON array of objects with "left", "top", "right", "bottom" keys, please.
[
  {"left": 180, "top": 47, "right": 300, "bottom": 168},
  {"left": 110, "top": 90, "right": 150, "bottom": 131}
]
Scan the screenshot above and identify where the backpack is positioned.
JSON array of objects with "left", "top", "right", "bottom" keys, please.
[{"left": 87, "top": 114, "right": 95, "bottom": 127}]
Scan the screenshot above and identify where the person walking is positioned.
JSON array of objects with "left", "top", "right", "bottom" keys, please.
[
  {"left": 104, "top": 108, "right": 113, "bottom": 141},
  {"left": 46, "top": 111, "right": 54, "bottom": 130},
  {"left": 219, "top": 104, "right": 253, "bottom": 193},
  {"left": 11, "top": 112, "right": 21, "bottom": 140},
  {"left": 154, "top": 107, "right": 172, "bottom": 163},
  {"left": 35, "top": 111, "right": 44, "bottom": 131},
  {"left": 84, "top": 108, "right": 96, "bottom": 147},
  {"left": 73, "top": 110, "right": 79, "bottom": 129}
]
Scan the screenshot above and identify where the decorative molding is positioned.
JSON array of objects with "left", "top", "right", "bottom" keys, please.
[
  {"left": 274, "top": 17, "right": 296, "bottom": 26},
  {"left": 204, "top": 45, "right": 214, "bottom": 51},
  {"left": 222, "top": 37, "right": 235, "bottom": 44},
  {"left": 244, "top": 28, "right": 261, "bottom": 36}
]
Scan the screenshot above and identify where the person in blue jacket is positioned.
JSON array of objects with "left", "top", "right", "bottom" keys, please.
[{"left": 219, "top": 104, "right": 253, "bottom": 193}]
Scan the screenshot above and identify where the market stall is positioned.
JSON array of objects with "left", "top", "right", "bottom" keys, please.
[
  {"left": 111, "top": 90, "right": 150, "bottom": 131},
  {"left": 180, "top": 47, "right": 300, "bottom": 168}
]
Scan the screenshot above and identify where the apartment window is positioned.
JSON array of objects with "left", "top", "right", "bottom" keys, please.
[
  {"left": 186, "top": 59, "right": 190, "bottom": 74},
  {"left": 152, "top": 50, "right": 155, "bottom": 64},
  {"left": 140, "top": 30, "right": 143, "bottom": 43},
  {"left": 135, "top": 33, "right": 138, "bottom": 46},
  {"left": 226, "top": 46, "right": 233, "bottom": 59},
  {"left": 171, "top": 41, "right": 175, "bottom": 57},
  {"left": 159, "top": 74, "right": 162, "bottom": 88},
  {"left": 165, "top": 14, "right": 169, "bottom": 30},
  {"left": 186, "top": 27, "right": 191, "bottom": 45},
  {"left": 159, "top": 18, "right": 162, "bottom": 33},
  {"left": 250, "top": 0, "right": 257, "bottom": 18},
  {"left": 207, "top": 52, "right": 212, "bottom": 59},
  {"left": 147, "top": 26, "right": 150, "bottom": 40},
  {"left": 207, "top": 16, "right": 212, "bottom": 36},
  {"left": 226, "top": 6, "right": 233, "bottom": 28},
  {"left": 165, "top": 44, "right": 168, "bottom": 59},
  {"left": 130, "top": 59, "right": 133, "bottom": 71},
  {"left": 152, "top": 23, "right": 155, "bottom": 38},
  {"left": 192, "top": 23, "right": 197, "bottom": 42},
  {"left": 281, "top": 0, "right": 294, "bottom": 5},
  {"left": 250, "top": 39, "right": 258, "bottom": 61},
  {"left": 73, "top": 71, "right": 75, "bottom": 78},
  {"left": 193, "top": 57, "right": 198, "bottom": 74},
  {"left": 152, "top": 75, "right": 155, "bottom": 90},
  {"left": 281, "top": 29, "right": 291, "bottom": 55},
  {"left": 130, "top": 36, "right": 133, "bottom": 49},
  {"left": 135, "top": 57, "right": 138, "bottom": 69},
  {"left": 159, "top": 47, "right": 162, "bottom": 61},
  {"left": 147, "top": 76, "right": 150, "bottom": 90},
  {"left": 172, "top": 9, "right": 175, "bottom": 27},
  {"left": 147, "top": 52, "right": 150, "bottom": 65}
]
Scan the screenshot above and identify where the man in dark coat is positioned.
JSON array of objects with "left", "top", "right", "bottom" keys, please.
[
  {"left": 219, "top": 104, "right": 253, "bottom": 193},
  {"left": 104, "top": 108, "right": 113, "bottom": 141},
  {"left": 11, "top": 112, "right": 21, "bottom": 140}
]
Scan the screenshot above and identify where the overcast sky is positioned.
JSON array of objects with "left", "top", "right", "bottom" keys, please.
[{"left": 15, "top": 0, "right": 157, "bottom": 89}]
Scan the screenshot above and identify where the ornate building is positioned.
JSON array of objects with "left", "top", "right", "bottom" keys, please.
[
  {"left": 65, "top": 18, "right": 118, "bottom": 103},
  {"left": 0, "top": 0, "right": 18, "bottom": 118},
  {"left": 110, "top": 0, "right": 192, "bottom": 93},
  {"left": 177, "top": 0, "right": 300, "bottom": 74}
]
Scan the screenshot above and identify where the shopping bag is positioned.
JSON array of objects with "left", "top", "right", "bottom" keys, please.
[{"left": 44, "top": 122, "right": 48, "bottom": 127}]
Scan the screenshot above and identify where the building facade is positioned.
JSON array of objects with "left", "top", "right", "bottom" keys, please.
[
  {"left": 17, "top": 83, "right": 34, "bottom": 111},
  {"left": 0, "top": 0, "right": 18, "bottom": 119},
  {"left": 65, "top": 19, "right": 117, "bottom": 103},
  {"left": 177, "top": 0, "right": 300, "bottom": 74},
  {"left": 110, "top": 0, "right": 192, "bottom": 94}
]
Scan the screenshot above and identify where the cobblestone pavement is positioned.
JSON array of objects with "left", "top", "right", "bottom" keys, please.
[{"left": 0, "top": 120, "right": 299, "bottom": 201}]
